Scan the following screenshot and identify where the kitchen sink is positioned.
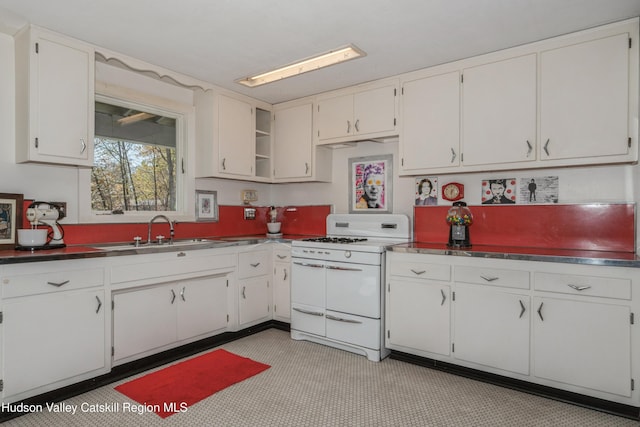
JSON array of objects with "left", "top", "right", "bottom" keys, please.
[{"left": 89, "top": 238, "right": 222, "bottom": 252}]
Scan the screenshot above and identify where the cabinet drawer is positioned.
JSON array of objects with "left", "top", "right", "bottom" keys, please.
[
  {"left": 291, "top": 303, "right": 325, "bottom": 336},
  {"left": 238, "top": 250, "right": 270, "bottom": 278},
  {"left": 534, "top": 272, "right": 631, "bottom": 300},
  {"left": 388, "top": 261, "right": 450, "bottom": 281},
  {"left": 273, "top": 249, "right": 291, "bottom": 262},
  {"left": 326, "top": 310, "right": 380, "bottom": 350},
  {"left": 2, "top": 267, "right": 104, "bottom": 298},
  {"left": 455, "top": 265, "right": 529, "bottom": 290}
]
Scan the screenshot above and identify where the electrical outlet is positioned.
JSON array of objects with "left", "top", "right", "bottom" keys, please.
[
  {"left": 244, "top": 208, "right": 256, "bottom": 220},
  {"left": 51, "top": 202, "right": 67, "bottom": 219}
]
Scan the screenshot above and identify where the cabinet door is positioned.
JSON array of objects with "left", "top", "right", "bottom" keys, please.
[
  {"left": 462, "top": 54, "right": 537, "bottom": 166},
  {"left": 113, "top": 284, "right": 177, "bottom": 362},
  {"left": 273, "top": 103, "right": 313, "bottom": 179},
  {"left": 533, "top": 297, "right": 631, "bottom": 397},
  {"left": 177, "top": 275, "right": 228, "bottom": 341},
  {"left": 3, "top": 288, "right": 105, "bottom": 398},
  {"left": 273, "top": 261, "right": 291, "bottom": 321},
  {"left": 218, "top": 95, "right": 254, "bottom": 176},
  {"left": 387, "top": 278, "right": 450, "bottom": 356},
  {"left": 33, "top": 35, "right": 93, "bottom": 164},
  {"left": 239, "top": 276, "right": 271, "bottom": 326},
  {"left": 354, "top": 85, "right": 396, "bottom": 135},
  {"left": 540, "top": 33, "right": 629, "bottom": 160},
  {"left": 453, "top": 284, "right": 529, "bottom": 375},
  {"left": 317, "top": 94, "right": 353, "bottom": 140},
  {"left": 400, "top": 72, "right": 460, "bottom": 170}
]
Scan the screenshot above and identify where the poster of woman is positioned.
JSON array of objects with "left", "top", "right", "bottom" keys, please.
[
  {"left": 415, "top": 177, "right": 438, "bottom": 206},
  {"left": 349, "top": 154, "right": 393, "bottom": 213}
]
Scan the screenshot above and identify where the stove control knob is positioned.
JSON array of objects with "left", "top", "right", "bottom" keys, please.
[
  {"left": 324, "top": 251, "right": 330, "bottom": 255},
  {"left": 344, "top": 251, "right": 352, "bottom": 259}
]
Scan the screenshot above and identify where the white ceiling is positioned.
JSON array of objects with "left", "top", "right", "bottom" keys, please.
[{"left": 0, "top": 0, "right": 639, "bottom": 105}]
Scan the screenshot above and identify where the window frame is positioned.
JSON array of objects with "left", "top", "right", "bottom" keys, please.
[{"left": 79, "top": 85, "right": 195, "bottom": 224}]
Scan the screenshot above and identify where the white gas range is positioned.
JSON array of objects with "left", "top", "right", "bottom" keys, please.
[{"left": 290, "top": 214, "right": 411, "bottom": 361}]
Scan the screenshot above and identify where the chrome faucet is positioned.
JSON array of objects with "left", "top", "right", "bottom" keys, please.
[{"left": 147, "top": 215, "right": 174, "bottom": 245}]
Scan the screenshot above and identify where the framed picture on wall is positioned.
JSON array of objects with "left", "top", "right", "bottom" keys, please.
[
  {"left": 415, "top": 177, "right": 438, "bottom": 206},
  {"left": 481, "top": 178, "right": 516, "bottom": 204},
  {"left": 195, "top": 190, "right": 218, "bottom": 222},
  {"left": 349, "top": 154, "right": 393, "bottom": 213},
  {"left": 0, "top": 193, "right": 24, "bottom": 249}
]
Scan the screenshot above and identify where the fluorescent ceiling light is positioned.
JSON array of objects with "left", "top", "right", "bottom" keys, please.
[{"left": 236, "top": 44, "right": 366, "bottom": 88}]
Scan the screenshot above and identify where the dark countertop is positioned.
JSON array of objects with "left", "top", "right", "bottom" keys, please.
[
  {"left": 388, "top": 242, "right": 640, "bottom": 268},
  {"left": 0, "top": 235, "right": 309, "bottom": 265}
]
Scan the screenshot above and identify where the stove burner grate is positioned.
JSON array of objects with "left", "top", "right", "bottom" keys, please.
[{"left": 302, "top": 237, "right": 368, "bottom": 244}]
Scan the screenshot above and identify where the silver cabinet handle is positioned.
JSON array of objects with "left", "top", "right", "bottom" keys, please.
[
  {"left": 543, "top": 139, "right": 550, "bottom": 156},
  {"left": 326, "top": 314, "right": 362, "bottom": 324},
  {"left": 47, "top": 280, "right": 70, "bottom": 287},
  {"left": 325, "top": 265, "right": 363, "bottom": 272},
  {"left": 250, "top": 262, "right": 261, "bottom": 268},
  {"left": 480, "top": 275, "right": 499, "bottom": 282},
  {"left": 277, "top": 254, "right": 287, "bottom": 259},
  {"left": 410, "top": 269, "right": 426, "bottom": 275},
  {"left": 526, "top": 140, "right": 532, "bottom": 157},
  {"left": 450, "top": 148, "right": 457, "bottom": 163},
  {"left": 354, "top": 119, "right": 360, "bottom": 132},
  {"left": 170, "top": 289, "right": 176, "bottom": 304},
  {"left": 537, "top": 302, "right": 544, "bottom": 321},
  {"left": 283, "top": 268, "right": 288, "bottom": 281},
  {"left": 95, "top": 295, "right": 102, "bottom": 314},
  {"left": 293, "top": 307, "right": 324, "bottom": 317},
  {"left": 305, "top": 162, "right": 309, "bottom": 174},
  {"left": 181, "top": 286, "right": 186, "bottom": 301},
  {"left": 567, "top": 284, "right": 591, "bottom": 291},
  {"left": 347, "top": 120, "right": 351, "bottom": 133},
  {"left": 222, "top": 158, "right": 226, "bottom": 170},
  {"left": 293, "top": 261, "right": 324, "bottom": 269},
  {"left": 80, "top": 138, "right": 87, "bottom": 154},
  {"left": 242, "top": 286, "right": 246, "bottom": 299},
  {"left": 440, "top": 289, "right": 446, "bottom": 306},
  {"left": 519, "top": 300, "right": 526, "bottom": 319}
]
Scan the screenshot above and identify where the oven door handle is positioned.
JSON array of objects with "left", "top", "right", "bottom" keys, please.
[
  {"left": 292, "top": 307, "right": 325, "bottom": 317},
  {"left": 293, "top": 261, "right": 325, "bottom": 269},
  {"left": 325, "top": 265, "right": 363, "bottom": 272},
  {"left": 326, "top": 314, "right": 363, "bottom": 324}
]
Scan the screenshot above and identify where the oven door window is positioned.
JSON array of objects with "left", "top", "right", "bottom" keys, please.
[{"left": 325, "top": 262, "right": 381, "bottom": 318}]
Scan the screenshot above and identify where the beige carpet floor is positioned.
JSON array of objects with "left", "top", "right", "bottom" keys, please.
[{"left": 3, "top": 329, "right": 638, "bottom": 426}]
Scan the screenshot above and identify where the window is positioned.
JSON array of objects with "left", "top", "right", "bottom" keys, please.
[{"left": 93, "top": 100, "right": 178, "bottom": 213}]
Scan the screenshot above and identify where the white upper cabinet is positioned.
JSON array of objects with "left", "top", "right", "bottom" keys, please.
[
  {"left": 15, "top": 26, "right": 95, "bottom": 167},
  {"left": 540, "top": 33, "right": 631, "bottom": 162},
  {"left": 217, "top": 94, "right": 255, "bottom": 177},
  {"left": 398, "top": 18, "right": 638, "bottom": 176},
  {"left": 316, "top": 82, "right": 398, "bottom": 144},
  {"left": 273, "top": 103, "right": 313, "bottom": 180},
  {"left": 462, "top": 54, "right": 537, "bottom": 166},
  {"left": 400, "top": 71, "right": 460, "bottom": 171}
]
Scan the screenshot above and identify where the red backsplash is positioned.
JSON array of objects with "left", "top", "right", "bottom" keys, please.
[
  {"left": 29, "top": 205, "right": 331, "bottom": 245},
  {"left": 414, "top": 204, "right": 635, "bottom": 253}
]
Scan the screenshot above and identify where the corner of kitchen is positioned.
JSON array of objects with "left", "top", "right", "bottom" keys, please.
[{"left": 1, "top": 2, "right": 640, "bottom": 425}]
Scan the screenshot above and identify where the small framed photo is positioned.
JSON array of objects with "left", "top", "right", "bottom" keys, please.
[
  {"left": 349, "top": 154, "right": 393, "bottom": 213},
  {"left": 519, "top": 176, "right": 559, "bottom": 204},
  {"left": 195, "top": 190, "right": 218, "bottom": 222},
  {"left": 481, "top": 178, "right": 516, "bottom": 204},
  {"left": 0, "top": 193, "right": 24, "bottom": 249},
  {"left": 415, "top": 177, "right": 438, "bottom": 206}
]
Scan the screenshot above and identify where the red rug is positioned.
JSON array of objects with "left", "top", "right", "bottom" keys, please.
[{"left": 115, "top": 349, "right": 270, "bottom": 418}]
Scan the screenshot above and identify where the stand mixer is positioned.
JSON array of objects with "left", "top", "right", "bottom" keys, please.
[{"left": 23, "top": 202, "right": 66, "bottom": 248}]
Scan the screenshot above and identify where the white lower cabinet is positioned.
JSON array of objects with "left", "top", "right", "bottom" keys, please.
[
  {"left": 386, "top": 251, "right": 640, "bottom": 407},
  {"left": 1, "top": 260, "right": 107, "bottom": 403},
  {"left": 387, "top": 278, "right": 450, "bottom": 356},
  {"left": 110, "top": 249, "right": 235, "bottom": 365},
  {"left": 112, "top": 275, "right": 229, "bottom": 363},
  {"left": 238, "top": 248, "right": 272, "bottom": 328},
  {"left": 453, "top": 284, "right": 529, "bottom": 375},
  {"left": 272, "top": 246, "right": 291, "bottom": 322}
]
